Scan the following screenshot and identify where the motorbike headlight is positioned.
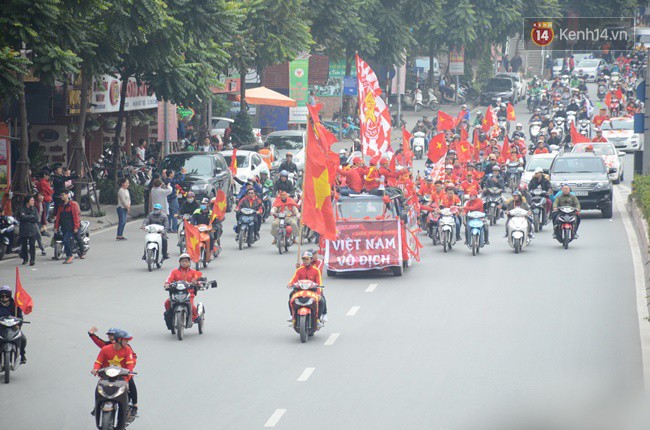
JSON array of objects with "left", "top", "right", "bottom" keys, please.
[
  {"left": 191, "top": 184, "right": 210, "bottom": 191},
  {"left": 105, "top": 368, "right": 121, "bottom": 378}
]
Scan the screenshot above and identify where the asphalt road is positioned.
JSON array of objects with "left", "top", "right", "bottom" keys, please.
[{"left": 0, "top": 86, "right": 647, "bottom": 430}]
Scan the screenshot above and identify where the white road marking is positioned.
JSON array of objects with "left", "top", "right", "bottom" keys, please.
[
  {"left": 347, "top": 306, "right": 360, "bottom": 316},
  {"left": 365, "top": 283, "right": 377, "bottom": 292},
  {"left": 297, "top": 367, "right": 315, "bottom": 382},
  {"left": 614, "top": 188, "right": 650, "bottom": 391},
  {"left": 324, "top": 333, "right": 340, "bottom": 346},
  {"left": 264, "top": 409, "right": 286, "bottom": 428}
]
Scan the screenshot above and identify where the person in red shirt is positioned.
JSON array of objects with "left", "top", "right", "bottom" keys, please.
[
  {"left": 163, "top": 253, "right": 203, "bottom": 322},
  {"left": 35, "top": 170, "right": 54, "bottom": 222},
  {"left": 287, "top": 251, "right": 326, "bottom": 324},
  {"left": 591, "top": 129, "right": 607, "bottom": 142},
  {"left": 460, "top": 172, "right": 481, "bottom": 195},
  {"left": 533, "top": 141, "right": 549, "bottom": 154},
  {"left": 462, "top": 190, "right": 489, "bottom": 244},
  {"left": 91, "top": 331, "right": 135, "bottom": 376},
  {"left": 338, "top": 157, "right": 367, "bottom": 193},
  {"left": 439, "top": 185, "right": 462, "bottom": 241},
  {"left": 364, "top": 161, "right": 382, "bottom": 192},
  {"left": 378, "top": 158, "right": 399, "bottom": 186},
  {"left": 466, "top": 163, "right": 483, "bottom": 181},
  {"left": 592, "top": 108, "right": 609, "bottom": 128},
  {"left": 418, "top": 176, "right": 435, "bottom": 196}
]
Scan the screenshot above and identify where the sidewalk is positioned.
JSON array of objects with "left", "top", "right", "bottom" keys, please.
[{"left": 82, "top": 203, "right": 146, "bottom": 233}]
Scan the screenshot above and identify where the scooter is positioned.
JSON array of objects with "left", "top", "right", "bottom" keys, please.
[
  {"left": 466, "top": 211, "right": 486, "bottom": 256},
  {"left": 143, "top": 224, "right": 165, "bottom": 272},
  {"left": 424, "top": 88, "right": 439, "bottom": 110},
  {"left": 412, "top": 132, "right": 426, "bottom": 160},
  {"left": 236, "top": 207, "right": 258, "bottom": 250},
  {"left": 176, "top": 214, "right": 191, "bottom": 254},
  {"left": 261, "top": 187, "right": 272, "bottom": 222},
  {"left": 0, "top": 216, "right": 20, "bottom": 260},
  {"left": 484, "top": 188, "right": 503, "bottom": 225},
  {"left": 438, "top": 207, "right": 457, "bottom": 253},
  {"left": 427, "top": 211, "right": 440, "bottom": 245},
  {"left": 530, "top": 188, "right": 549, "bottom": 232},
  {"left": 0, "top": 315, "right": 27, "bottom": 384},
  {"left": 289, "top": 280, "right": 323, "bottom": 343},
  {"left": 597, "top": 83, "right": 608, "bottom": 100},
  {"left": 93, "top": 366, "right": 135, "bottom": 430},
  {"left": 529, "top": 120, "right": 542, "bottom": 141},
  {"left": 505, "top": 162, "right": 523, "bottom": 191},
  {"left": 554, "top": 206, "right": 577, "bottom": 249},
  {"left": 165, "top": 279, "right": 217, "bottom": 341},
  {"left": 275, "top": 213, "right": 294, "bottom": 254},
  {"left": 578, "top": 119, "right": 591, "bottom": 137},
  {"left": 506, "top": 207, "right": 531, "bottom": 253},
  {"left": 565, "top": 110, "right": 577, "bottom": 128},
  {"left": 52, "top": 220, "right": 91, "bottom": 260},
  {"left": 195, "top": 224, "right": 214, "bottom": 269}
]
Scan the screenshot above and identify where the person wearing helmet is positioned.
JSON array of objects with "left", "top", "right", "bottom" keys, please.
[
  {"left": 119, "top": 331, "right": 139, "bottom": 416},
  {"left": 259, "top": 171, "right": 273, "bottom": 189},
  {"left": 547, "top": 128, "right": 562, "bottom": 148},
  {"left": 236, "top": 185, "right": 263, "bottom": 240},
  {"left": 483, "top": 154, "right": 499, "bottom": 176},
  {"left": 178, "top": 191, "right": 199, "bottom": 216},
  {"left": 142, "top": 203, "right": 169, "bottom": 260},
  {"left": 511, "top": 123, "right": 525, "bottom": 141},
  {"left": 273, "top": 170, "right": 295, "bottom": 195},
  {"left": 287, "top": 251, "right": 326, "bottom": 325},
  {"left": 270, "top": 190, "right": 300, "bottom": 245},
  {"left": 503, "top": 190, "right": 534, "bottom": 239},
  {"left": 530, "top": 108, "right": 542, "bottom": 123},
  {"left": 0, "top": 285, "right": 27, "bottom": 363},
  {"left": 278, "top": 152, "right": 298, "bottom": 174},
  {"left": 458, "top": 104, "right": 470, "bottom": 122},
  {"left": 552, "top": 184, "right": 581, "bottom": 238},
  {"left": 482, "top": 164, "right": 505, "bottom": 190},
  {"left": 91, "top": 329, "right": 135, "bottom": 407},
  {"left": 439, "top": 185, "right": 462, "bottom": 241},
  {"left": 462, "top": 190, "right": 489, "bottom": 245},
  {"left": 88, "top": 326, "right": 118, "bottom": 348},
  {"left": 190, "top": 198, "right": 219, "bottom": 253},
  {"left": 163, "top": 254, "right": 204, "bottom": 326},
  {"left": 236, "top": 178, "right": 262, "bottom": 200}
]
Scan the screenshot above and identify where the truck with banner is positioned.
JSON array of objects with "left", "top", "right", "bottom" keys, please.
[{"left": 324, "top": 193, "right": 421, "bottom": 277}]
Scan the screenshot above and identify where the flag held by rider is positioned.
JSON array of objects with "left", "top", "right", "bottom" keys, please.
[
  {"left": 184, "top": 220, "right": 202, "bottom": 263},
  {"left": 210, "top": 189, "right": 227, "bottom": 223},
  {"left": 229, "top": 148, "right": 238, "bottom": 176},
  {"left": 427, "top": 133, "right": 447, "bottom": 163},
  {"left": 506, "top": 103, "right": 516, "bottom": 121},
  {"left": 437, "top": 110, "right": 455, "bottom": 131},
  {"left": 15, "top": 267, "right": 33, "bottom": 315}
]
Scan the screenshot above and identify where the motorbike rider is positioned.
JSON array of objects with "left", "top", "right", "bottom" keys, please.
[
  {"left": 591, "top": 129, "right": 607, "bottom": 142},
  {"left": 554, "top": 103, "right": 567, "bottom": 120},
  {"left": 482, "top": 165, "right": 505, "bottom": 189},
  {"left": 191, "top": 198, "right": 217, "bottom": 252},
  {"left": 546, "top": 129, "right": 563, "bottom": 148},
  {"left": 273, "top": 170, "right": 295, "bottom": 196},
  {"left": 287, "top": 251, "right": 326, "bottom": 325},
  {"left": 552, "top": 184, "right": 581, "bottom": 238},
  {"left": 463, "top": 190, "right": 489, "bottom": 245},
  {"left": 178, "top": 191, "right": 199, "bottom": 217},
  {"left": 577, "top": 105, "right": 590, "bottom": 121},
  {"left": 278, "top": 153, "right": 299, "bottom": 174},
  {"left": 458, "top": 105, "right": 470, "bottom": 122},
  {"left": 460, "top": 172, "right": 481, "bottom": 195},
  {"left": 511, "top": 123, "right": 525, "bottom": 141},
  {"left": 270, "top": 191, "right": 300, "bottom": 245},
  {"left": 496, "top": 103, "right": 508, "bottom": 121},
  {"left": 54, "top": 189, "right": 85, "bottom": 264},
  {"left": 259, "top": 171, "right": 274, "bottom": 189},
  {"left": 503, "top": 191, "right": 534, "bottom": 239},
  {"left": 439, "top": 185, "right": 462, "bottom": 241},
  {"left": 0, "top": 285, "right": 27, "bottom": 363},
  {"left": 483, "top": 154, "right": 499, "bottom": 176},
  {"left": 163, "top": 254, "right": 203, "bottom": 326},
  {"left": 527, "top": 167, "right": 553, "bottom": 213},
  {"left": 566, "top": 98, "right": 581, "bottom": 114},
  {"left": 141, "top": 203, "right": 169, "bottom": 260},
  {"left": 236, "top": 187, "right": 263, "bottom": 240},
  {"left": 530, "top": 108, "right": 543, "bottom": 123},
  {"left": 533, "top": 141, "right": 549, "bottom": 154}
]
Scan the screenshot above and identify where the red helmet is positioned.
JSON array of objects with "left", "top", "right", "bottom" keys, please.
[{"left": 352, "top": 157, "right": 363, "bottom": 164}]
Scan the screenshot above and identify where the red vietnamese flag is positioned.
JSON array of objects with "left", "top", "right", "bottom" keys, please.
[
  {"left": 482, "top": 105, "right": 495, "bottom": 133},
  {"left": 506, "top": 103, "right": 516, "bottom": 121},
  {"left": 501, "top": 135, "right": 510, "bottom": 157},
  {"left": 184, "top": 220, "right": 201, "bottom": 263},
  {"left": 604, "top": 91, "right": 612, "bottom": 108},
  {"left": 307, "top": 104, "right": 340, "bottom": 184},
  {"left": 615, "top": 87, "right": 624, "bottom": 101},
  {"left": 229, "top": 148, "right": 238, "bottom": 175},
  {"left": 457, "top": 140, "right": 472, "bottom": 163},
  {"left": 210, "top": 189, "right": 227, "bottom": 223},
  {"left": 437, "top": 110, "right": 455, "bottom": 131},
  {"left": 427, "top": 133, "right": 447, "bottom": 163},
  {"left": 570, "top": 122, "right": 591, "bottom": 144},
  {"left": 14, "top": 267, "right": 33, "bottom": 315},
  {"left": 460, "top": 127, "right": 468, "bottom": 142},
  {"left": 402, "top": 127, "right": 413, "bottom": 166},
  {"left": 303, "top": 107, "right": 337, "bottom": 240}
]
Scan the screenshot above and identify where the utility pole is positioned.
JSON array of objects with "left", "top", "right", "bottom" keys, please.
[{"left": 643, "top": 63, "right": 650, "bottom": 173}]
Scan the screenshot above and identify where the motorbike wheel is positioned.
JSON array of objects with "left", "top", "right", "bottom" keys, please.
[
  {"left": 563, "top": 228, "right": 571, "bottom": 250},
  {"left": 298, "top": 315, "right": 308, "bottom": 343},
  {"left": 80, "top": 197, "right": 91, "bottom": 212},
  {"left": 4, "top": 351, "right": 10, "bottom": 383},
  {"left": 533, "top": 213, "right": 540, "bottom": 233},
  {"left": 238, "top": 228, "right": 245, "bottom": 250},
  {"left": 54, "top": 243, "right": 62, "bottom": 260},
  {"left": 176, "top": 311, "right": 185, "bottom": 341},
  {"left": 514, "top": 239, "right": 521, "bottom": 254},
  {"left": 146, "top": 249, "right": 154, "bottom": 272},
  {"left": 443, "top": 236, "right": 449, "bottom": 253},
  {"left": 0, "top": 243, "right": 6, "bottom": 261},
  {"left": 277, "top": 234, "right": 284, "bottom": 254},
  {"left": 100, "top": 410, "right": 114, "bottom": 430},
  {"left": 198, "top": 315, "right": 204, "bottom": 335},
  {"left": 489, "top": 209, "right": 496, "bottom": 226},
  {"left": 201, "top": 248, "right": 208, "bottom": 269},
  {"left": 472, "top": 235, "right": 478, "bottom": 256}
]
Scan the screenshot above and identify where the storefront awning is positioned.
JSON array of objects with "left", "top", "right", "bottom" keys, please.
[{"left": 223, "top": 86, "right": 297, "bottom": 108}]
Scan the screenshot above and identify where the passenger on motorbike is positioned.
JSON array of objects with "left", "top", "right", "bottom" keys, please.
[
  {"left": 191, "top": 198, "right": 217, "bottom": 253},
  {"left": 533, "top": 141, "right": 550, "bottom": 154},
  {"left": 527, "top": 167, "right": 553, "bottom": 212},
  {"left": 439, "top": 185, "right": 462, "bottom": 241},
  {"left": 552, "top": 184, "right": 581, "bottom": 238},
  {"left": 463, "top": 190, "right": 489, "bottom": 245},
  {"left": 163, "top": 254, "right": 203, "bottom": 324},
  {"left": 483, "top": 154, "right": 500, "bottom": 175},
  {"left": 91, "top": 329, "right": 134, "bottom": 377},
  {"left": 287, "top": 251, "right": 326, "bottom": 324},
  {"left": 503, "top": 191, "right": 534, "bottom": 239},
  {"left": 236, "top": 188, "right": 263, "bottom": 240},
  {"left": 496, "top": 103, "right": 508, "bottom": 121},
  {"left": 271, "top": 191, "right": 300, "bottom": 245},
  {"left": 141, "top": 203, "right": 169, "bottom": 260},
  {"left": 577, "top": 105, "right": 590, "bottom": 121},
  {"left": 273, "top": 170, "right": 295, "bottom": 196},
  {"left": 460, "top": 172, "right": 481, "bottom": 195},
  {"left": 0, "top": 285, "right": 27, "bottom": 363},
  {"left": 566, "top": 99, "right": 581, "bottom": 113},
  {"left": 530, "top": 108, "right": 543, "bottom": 123},
  {"left": 237, "top": 179, "right": 262, "bottom": 200}
]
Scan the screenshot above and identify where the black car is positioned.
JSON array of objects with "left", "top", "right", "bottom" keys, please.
[
  {"left": 480, "top": 77, "right": 517, "bottom": 106},
  {"left": 549, "top": 153, "right": 614, "bottom": 218},
  {"left": 159, "top": 152, "right": 233, "bottom": 211}
]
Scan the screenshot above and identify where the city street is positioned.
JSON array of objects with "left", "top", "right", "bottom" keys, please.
[{"left": 0, "top": 92, "right": 648, "bottom": 429}]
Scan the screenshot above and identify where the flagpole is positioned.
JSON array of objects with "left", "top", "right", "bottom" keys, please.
[
  {"left": 297, "top": 114, "right": 311, "bottom": 267},
  {"left": 14, "top": 267, "right": 18, "bottom": 317}
]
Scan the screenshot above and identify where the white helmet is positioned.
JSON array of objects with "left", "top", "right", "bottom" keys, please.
[{"left": 516, "top": 123, "right": 522, "bottom": 128}]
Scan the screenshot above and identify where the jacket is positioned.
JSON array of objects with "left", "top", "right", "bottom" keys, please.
[
  {"left": 271, "top": 197, "right": 299, "bottom": 217},
  {"left": 150, "top": 186, "right": 172, "bottom": 215},
  {"left": 35, "top": 178, "right": 54, "bottom": 202},
  {"left": 191, "top": 208, "right": 213, "bottom": 226},
  {"left": 54, "top": 201, "right": 81, "bottom": 231},
  {"left": 273, "top": 179, "right": 294, "bottom": 195},
  {"left": 18, "top": 205, "right": 39, "bottom": 238},
  {"left": 504, "top": 198, "right": 530, "bottom": 211},
  {"left": 527, "top": 175, "right": 552, "bottom": 192},
  {"left": 166, "top": 266, "right": 203, "bottom": 284},
  {"left": 142, "top": 211, "right": 169, "bottom": 231},
  {"left": 278, "top": 161, "right": 299, "bottom": 174},
  {"left": 179, "top": 200, "right": 200, "bottom": 216},
  {"left": 288, "top": 264, "right": 322, "bottom": 285},
  {"left": 236, "top": 196, "right": 262, "bottom": 212},
  {"left": 338, "top": 167, "right": 366, "bottom": 193},
  {"left": 51, "top": 173, "right": 78, "bottom": 195},
  {"left": 0, "top": 299, "right": 22, "bottom": 318},
  {"left": 553, "top": 193, "right": 581, "bottom": 211}
]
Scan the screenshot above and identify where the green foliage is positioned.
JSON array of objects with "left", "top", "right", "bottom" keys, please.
[
  {"left": 0, "top": 47, "right": 30, "bottom": 100},
  {"left": 231, "top": 110, "right": 255, "bottom": 145},
  {"left": 97, "top": 179, "right": 145, "bottom": 205},
  {"left": 633, "top": 176, "right": 650, "bottom": 228},
  {"left": 212, "top": 95, "right": 232, "bottom": 117}
]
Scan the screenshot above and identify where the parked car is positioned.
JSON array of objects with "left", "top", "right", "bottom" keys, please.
[
  {"left": 266, "top": 130, "right": 306, "bottom": 171},
  {"left": 549, "top": 153, "right": 614, "bottom": 218},
  {"left": 521, "top": 153, "right": 557, "bottom": 186},
  {"left": 209, "top": 117, "right": 263, "bottom": 144},
  {"left": 496, "top": 72, "right": 526, "bottom": 100},
  {"left": 572, "top": 142, "right": 625, "bottom": 184},
  {"left": 600, "top": 117, "right": 643, "bottom": 152},
  {"left": 159, "top": 152, "right": 233, "bottom": 211},
  {"left": 220, "top": 149, "right": 270, "bottom": 183},
  {"left": 572, "top": 59, "right": 607, "bottom": 82},
  {"left": 480, "top": 77, "right": 517, "bottom": 105}
]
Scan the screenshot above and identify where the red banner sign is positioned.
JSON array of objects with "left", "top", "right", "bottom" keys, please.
[{"left": 325, "top": 220, "right": 402, "bottom": 272}]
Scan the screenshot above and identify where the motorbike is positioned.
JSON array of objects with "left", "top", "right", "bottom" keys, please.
[
  {"left": 275, "top": 213, "right": 294, "bottom": 254},
  {"left": 578, "top": 119, "right": 591, "bottom": 137},
  {"left": 412, "top": 132, "right": 426, "bottom": 160},
  {"left": 529, "top": 120, "right": 542, "bottom": 142},
  {"left": 52, "top": 220, "right": 91, "bottom": 260},
  {"left": 0, "top": 216, "right": 20, "bottom": 260},
  {"left": 597, "top": 83, "right": 608, "bottom": 100},
  {"left": 261, "top": 186, "right": 272, "bottom": 222},
  {"left": 438, "top": 207, "right": 457, "bottom": 253},
  {"left": 0, "top": 316, "right": 27, "bottom": 384},
  {"left": 505, "top": 162, "right": 523, "bottom": 191},
  {"left": 565, "top": 110, "right": 577, "bottom": 128},
  {"left": 527, "top": 93, "right": 541, "bottom": 112},
  {"left": 236, "top": 207, "right": 258, "bottom": 250},
  {"left": 466, "top": 211, "right": 486, "bottom": 256},
  {"left": 555, "top": 206, "right": 577, "bottom": 249},
  {"left": 610, "top": 99, "right": 621, "bottom": 117},
  {"left": 93, "top": 366, "right": 135, "bottom": 430},
  {"left": 506, "top": 207, "right": 531, "bottom": 253},
  {"left": 195, "top": 224, "right": 216, "bottom": 269},
  {"left": 530, "top": 188, "right": 549, "bottom": 232},
  {"left": 176, "top": 214, "right": 191, "bottom": 254},
  {"left": 484, "top": 187, "right": 503, "bottom": 226},
  {"left": 403, "top": 89, "right": 425, "bottom": 111},
  {"left": 424, "top": 88, "right": 439, "bottom": 110},
  {"left": 166, "top": 279, "right": 217, "bottom": 341},
  {"left": 143, "top": 224, "right": 165, "bottom": 272},
  {"left": 289, "top": 280, "right": 323, "bottom": 343},
  {"left": 497, "top": 118, "right": 509, "bottom": 138}
]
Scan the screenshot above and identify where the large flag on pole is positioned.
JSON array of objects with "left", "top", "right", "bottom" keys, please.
[
  {"left": 14, "top": 267, "right": 33, "bottom": 315},
  {"left": 210, "top": 189, "right": 227, "bottom": 223},
  {"left": 184, "top": 220, "right": 201, "bottom": 263},
  {"left": 303, "top": 105, "right": 337, "bottom": 240},
  {"left": 356, "top": 54, "right": 392, "bottom": 158}
]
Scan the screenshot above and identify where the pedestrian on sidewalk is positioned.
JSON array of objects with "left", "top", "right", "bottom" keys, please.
[
  {"left": 117, "top": 178, "right": 131, "bottom": 240},
  {"left": 18, "top": 195, "right": 39, "bottom": 266},
  {"left": 150, "top": 178, "right": 172, "bottom": 216},
  {"left": 35, "top": 169, "right": 53, "bottom": 222}
]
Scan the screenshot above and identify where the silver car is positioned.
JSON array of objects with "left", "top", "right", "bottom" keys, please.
[{"left": 266, "top": 130, "right": 307, "bottom": 171}]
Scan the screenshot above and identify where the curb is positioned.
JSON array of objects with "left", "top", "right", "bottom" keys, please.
[{"left": 627, "top": 194, "right": 650, "bottom": 273}]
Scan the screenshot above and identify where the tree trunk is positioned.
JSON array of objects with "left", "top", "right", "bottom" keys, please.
[
  {"left": 111, "top": 72, "right": 129, "bottom": 186},
  {"left": 12, "top": 74, "right": 31, "bottom": 211},
  {"left": 239, "top": 67, "right": 247, "bottom": 112},
  {"left": 429, "top": 41, "right": 436, "bottom": 89},
  {"left": 198, "top": 100, "right": 207, "bottom": 143},
  {"left": 72, "top": 69, "right": 90, "bottom": 203}
]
